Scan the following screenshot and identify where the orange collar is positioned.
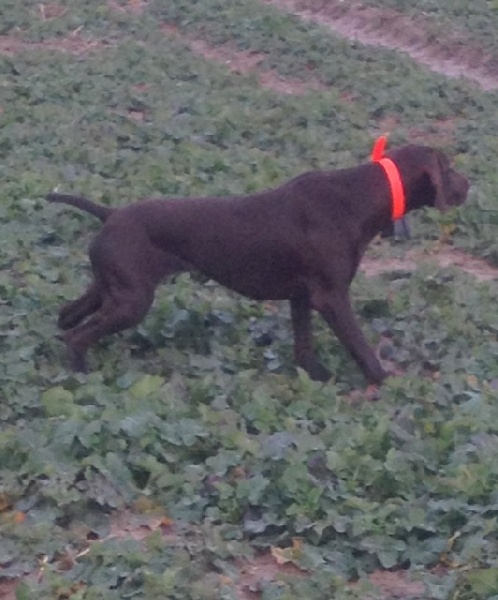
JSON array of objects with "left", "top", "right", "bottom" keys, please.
[{"left": 371, "top": 136, "right": 406, "bottom": 221}]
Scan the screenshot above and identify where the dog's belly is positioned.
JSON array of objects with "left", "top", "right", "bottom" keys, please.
[
  {"left": 198, "top": 254, "right": 303, "bottom": 301},
  {"left": 216, "top": 278, "right": 297, "bottom": 301},
  {"left": 206, "top": 267, "right": 300, "bottom": 301}
]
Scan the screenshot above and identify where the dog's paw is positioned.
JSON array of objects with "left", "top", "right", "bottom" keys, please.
[{"left": 302, "top": 360, "right": 331, "bottom": 382}]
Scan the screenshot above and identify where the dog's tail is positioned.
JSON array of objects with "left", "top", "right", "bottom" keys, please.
[{"left": 46, "top": 193, "right": 112, "bottom": 222}]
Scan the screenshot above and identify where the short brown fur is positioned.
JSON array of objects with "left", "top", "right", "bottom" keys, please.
[{"left": 46, "top": 144, "right": 469, "bottom": 383}]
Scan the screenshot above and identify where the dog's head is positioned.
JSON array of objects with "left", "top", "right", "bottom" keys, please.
[
  {"left": 425, "top": 149, "right": 469, "bottom": 211},
  {"left": 388, "top": 145, "right": 469, "bottom": 213}
]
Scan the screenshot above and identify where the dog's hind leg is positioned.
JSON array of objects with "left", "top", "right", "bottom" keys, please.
[
  {"left": 290, "top": 293, "right": 331, "bottom": 382},
  {"left": 58, "top": 283, "right": 102, "bottom": 330},
  {"left": 63, "top": 285, "right": 155, "bottom": 372}
]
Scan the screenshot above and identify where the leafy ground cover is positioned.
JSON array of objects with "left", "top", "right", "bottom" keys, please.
[{"left": 1, "top": 1, "right": 498, "bottom": 598}]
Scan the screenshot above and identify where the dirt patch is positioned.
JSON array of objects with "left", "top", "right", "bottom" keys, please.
[
  {"left": 161, "top": 23, "right": 326, "bottom": 96},
  {"left": 361, "top": 245, "right": 498, "bottom": 282},
  {"left": 235, "top": 552, "right": 427, "bottom": 599},
  {"left": 435, "top": 247, "right": 498, "bottom": 281},
  {"left": 368, "top": 570, "right": 426, "bottom": 599},
  {"left": 0, "top": 580, "right": 17, "bottom": 600},
  {"left": 107, "top": 0, "right": 149, "bottom": 15},
  {"left": 235, "top": 553, "right": 306, "bottom": 599},
  {"left": 361, "top": 253, "right": 418, "bottom": 278},
  {"left": 107, "top": 508, "right": 175, "bottom": 542},
  {"left": 261, "top": 0, "right": 498, "bottom": 91}
]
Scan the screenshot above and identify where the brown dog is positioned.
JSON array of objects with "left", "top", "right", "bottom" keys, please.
[{"left": 46, "top": 144, "right": 469, "bottom": 383}]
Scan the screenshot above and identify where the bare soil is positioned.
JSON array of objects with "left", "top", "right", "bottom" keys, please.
[
  {"left": 161, "top": 23, "right": 326, "bottom": 96},
  {"left": 107, "top": 0, "right": 148, "bottom": 15},
  {"left": 0, "top": 581, "right": 16, "bottom": 600},
  {"left": 361, "top": 246, "right": 498, "bottom": 282},
  {"left": 261, "top": 0, "right": 498, "bottom": 91},
  {"left": 235, "top": 552, "right": 427, "bottom": 599}
]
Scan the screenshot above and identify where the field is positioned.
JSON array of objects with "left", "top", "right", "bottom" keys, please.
[{"left": 1, "top": 0, "right": 498, "bottom": 598}]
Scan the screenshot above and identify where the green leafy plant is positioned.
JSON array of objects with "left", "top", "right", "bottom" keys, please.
[{"left": 1, "top": 1, "right": 498, "bottom": 598}]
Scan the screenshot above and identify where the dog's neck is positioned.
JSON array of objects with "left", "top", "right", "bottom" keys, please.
[
  {"left": 371, "top": 137, "right": 407, "bottom": 221},
  {"left": 373, "top": 157, "right": 406, "bottom": 221}
]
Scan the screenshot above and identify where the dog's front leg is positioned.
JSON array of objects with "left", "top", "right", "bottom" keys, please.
[
  {"left": 290, "top": 294, "right": 331, "bottom": 382},
  {"left": 310, "top": 288, "right": 387, "bottom": 384}
]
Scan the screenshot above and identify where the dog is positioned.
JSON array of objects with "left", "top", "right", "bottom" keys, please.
[{"left": 46, "top": 144, "right": 469, "bottom": 383}]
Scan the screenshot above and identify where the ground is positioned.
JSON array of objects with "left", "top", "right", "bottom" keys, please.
[{"left": 1, "top": 1, "right": 498, "bottom": 598}]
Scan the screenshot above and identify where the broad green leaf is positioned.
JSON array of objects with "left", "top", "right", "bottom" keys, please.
[
  {"left": 41, "top": 386, "right": 75, "bottom": 417},
  {"left": 129, "top": 374, "right": 165, "bottom": 399}
]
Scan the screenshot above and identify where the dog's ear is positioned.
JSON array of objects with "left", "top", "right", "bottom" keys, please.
[{"left": 425, "top": 150, "right": 451, "bottom": 211}]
